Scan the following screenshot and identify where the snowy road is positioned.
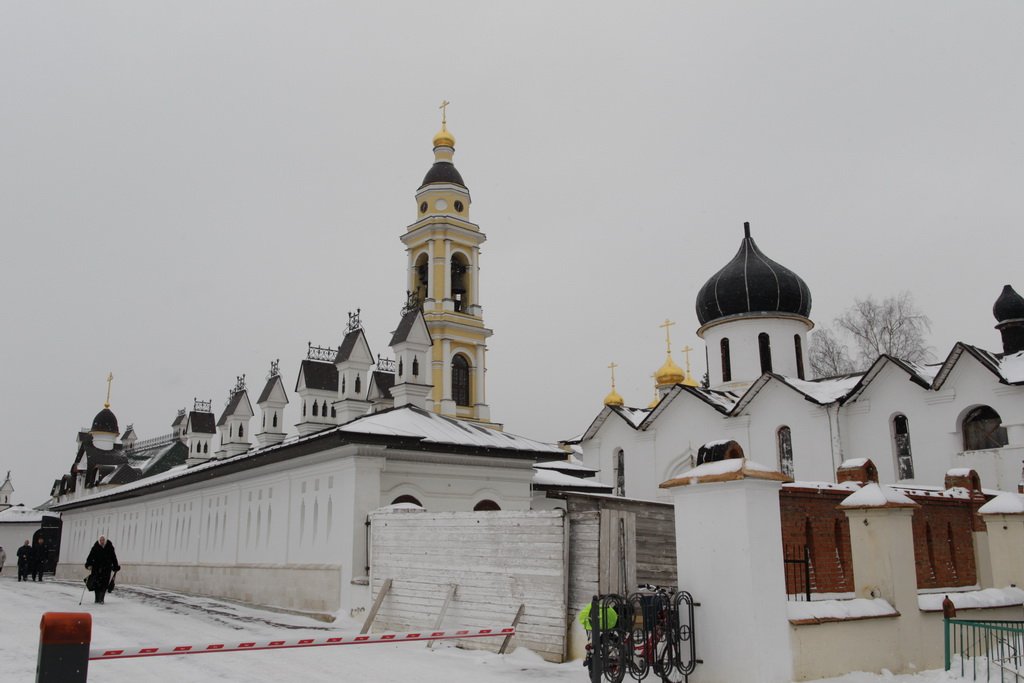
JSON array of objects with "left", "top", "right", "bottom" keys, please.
[{"left": 0, "top": 576, "right": 958, "bottom": 682}]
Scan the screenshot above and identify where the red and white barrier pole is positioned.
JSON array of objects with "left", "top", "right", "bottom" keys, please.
[
  {"left": 90, "top": 626, "right": 515, "bottom": 661},
  {"left": 36, "top": 612, "right": 92, "bottom": 683}
]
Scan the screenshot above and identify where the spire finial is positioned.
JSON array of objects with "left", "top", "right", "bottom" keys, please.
[
  {"left": 439, "top": 99, "right": 450, "bottom": 129},
  {"left": 608, "top": 362, "right": 619, "bottom": 390},
  {"left": 659, "top": 319, "right": 676, "bottom": 355},
  {"left": 743, "top": 221, "right": 751, "bottom": 238},
  {"left": 104, "top": 372, "right": 114, "bottom": 409}
]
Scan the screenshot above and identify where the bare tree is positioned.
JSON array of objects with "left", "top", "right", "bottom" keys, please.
[
  {"left": 808, "top": 328, "right": 857, "bottom": 377},
  {"left": 809, "top": 292, "right": 933, "bottom": 377}
]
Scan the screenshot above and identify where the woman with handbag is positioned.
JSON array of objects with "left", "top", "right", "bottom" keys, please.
[{"left": 84, "top": 535, "right": 120, "bottom": 604}]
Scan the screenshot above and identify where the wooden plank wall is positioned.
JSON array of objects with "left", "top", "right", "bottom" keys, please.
[
  {"left": 368, "top": 509, "right": 569, "bottom": 662},
  {"left": 565, "top": 494, "right": 677, "bottom": 624}
]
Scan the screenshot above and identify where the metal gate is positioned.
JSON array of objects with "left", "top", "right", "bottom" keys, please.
[{"left": 585, "top": 589, "right": 699, "bottom": 683}]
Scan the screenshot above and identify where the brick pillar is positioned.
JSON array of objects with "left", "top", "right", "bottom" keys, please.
[{"left": 661, "top": 459, "right": 793, "bottom": 683}]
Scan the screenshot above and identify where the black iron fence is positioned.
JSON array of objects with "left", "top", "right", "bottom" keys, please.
[
  {"left": 784, "top": 544, "right": 811, "bottom": 601},
  {"left": 585, "top": 589, "right": 699, "bottom": 683}
]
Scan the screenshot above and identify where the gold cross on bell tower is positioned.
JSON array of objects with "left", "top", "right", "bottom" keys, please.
[
  {"left": 608, "top": 361, "right": 619, "bottom": 390},
  {"left": 104, "top": 372, "right": 114, "bottom": 409},
  {"left": 439, "top": 99, "right": 450, "bottom": 127}
]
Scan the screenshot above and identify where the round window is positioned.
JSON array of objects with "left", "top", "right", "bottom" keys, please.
[
  {"left": 434, "top": 199, "right": 449, "bottom": 211},
  {"left": 419, "top": 201, "right": 428, "bottom": 214},
  {"left": 454, "top": 200, "right": 464, "bottom": 213}
]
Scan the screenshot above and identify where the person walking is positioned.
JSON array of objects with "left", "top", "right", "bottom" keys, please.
[
  {"left": 85, "top": 535, "right": 120, "bottom": 604},
  {"left": 0, "top": 545, "right": 6, "bottom": 575},
  {"left": 31, "top": 537, "right": 47, "bottom": 581},
  {"left": 16, "top": 540, "right": 31, "bottom": 581}
]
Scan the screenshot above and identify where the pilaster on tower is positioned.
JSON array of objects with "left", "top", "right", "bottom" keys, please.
[{"left": 399, "top": 106, "right": 494, "bottom": 426}]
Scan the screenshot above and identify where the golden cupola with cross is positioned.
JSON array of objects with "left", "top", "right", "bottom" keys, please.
[
  {"left": 654, "top": 320, "right": 699, "bottom": 397},
  {"left": 399, "top": 103, "right": 494, "bottom": 424}
]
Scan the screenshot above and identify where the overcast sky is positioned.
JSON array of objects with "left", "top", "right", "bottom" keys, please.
[{"left": 2, "top": 2, "right": 1022, "bottom": 504}]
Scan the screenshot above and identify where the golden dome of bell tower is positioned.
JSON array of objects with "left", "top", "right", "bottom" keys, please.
[{"left": 603, "top": 362, "right": 625, "bottom": 407}]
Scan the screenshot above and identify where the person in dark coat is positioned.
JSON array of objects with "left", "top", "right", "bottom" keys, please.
[
  {"left": 16, "top": 540, "right": 31, "bottom": 582},
  {"left": 85, "top": 535, "right": 120, "bottom": 604},
  {"left": 31, "top": 537, "right": 47, "bottom": 581}
]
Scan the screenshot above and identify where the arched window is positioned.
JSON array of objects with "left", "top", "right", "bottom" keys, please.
[
  {"left": 321, "top": 401, "right": 328, "bottom": 417},
  {"left": 759, "top": 333, "right": 773, "bottom": 374},
  {"left": 342, "top": 376, "right": 346, "bottom": 394},
  {"left": 412, "top": 356, "right": 420, "bottom": 377},
  {"left": 302, "top": 402, "right": 307, "bottom": 417},
  {"left": 614, "top": 448, "right": 626, "bottom": 497},
  {"left": 354, "top": 375, "right": 361, "bottom": 394},
  {"left": 452, "top": 355, "right": 471, "bottom": 406},
  {"left": 229, "top": 425, "right": 233, "bottom": 437},
  {"left": 203, "top": 442, "right": 208, "bottom": 454},
  {"left": 451, "top": 254, "right": 470, "bottom": 312},
  {"left": 262, "top": 414, "right": 266, "bottom": 428},
  {"left": 794, "top": 335, "right": 805, "bottom": 380},
  {"left": 721, "top": 338, "right": 732, "bottom": 382},
  {"left": 330, "top": 406, "right": 336, "bottom": 418},
  {"left": 238, "top": 424, "right": 243, "bottom": 438},
  {"left": 892, "top": 414, "right": 914, "bottom": 480},
  {"left": 272, "top": 412, "right": 278, "bottom": 428},
  {"left": 398, "top": 358, "right": 403, "bottom": 378},
  {"left": 963, "top": 406, "right": 1009, "bottom": 451},
  {"left": 312, "top": 401, "right": 319, "bottom": 417},
  {"left": 391, "top": 495, "right": 422, "bottom": 507},
  {"left": 473, "top": 499, "right": 501, "bottom": 511},
  {"left": 776, "top": 426, "right": 794, "bottom": 478}
]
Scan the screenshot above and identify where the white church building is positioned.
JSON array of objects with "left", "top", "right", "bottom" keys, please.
[{"left": 575, "top": 223, "right": 1024, "bottom": 499}]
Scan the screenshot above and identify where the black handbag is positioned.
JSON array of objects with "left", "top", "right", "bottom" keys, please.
[{"left": 107, "top": 572, "right": 117, "bottom": 592}]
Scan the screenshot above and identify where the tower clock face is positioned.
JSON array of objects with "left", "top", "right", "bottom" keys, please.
[{"left": 435, "top": 199, "right": 449, "bottom": 211}]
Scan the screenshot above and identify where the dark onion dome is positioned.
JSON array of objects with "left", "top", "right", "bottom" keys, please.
[
  {"left": 419, "top": 161, "right": 466, "bottom": 190},
  {"left": 993, "top": 284, "right": 1024, "bottom": 323},
  {"left": 90, "top": 407, "right": 119, "bottom": 434},
  {"left": 696, "top": 222, "right": 812, "bottom": 326}
]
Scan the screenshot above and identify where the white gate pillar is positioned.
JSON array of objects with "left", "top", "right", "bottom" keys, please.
[{"left": 661, "top": 458, "right": 793, "bottom": 683}]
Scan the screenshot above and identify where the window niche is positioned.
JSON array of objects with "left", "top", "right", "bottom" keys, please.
[
  {"left": 962, "top": 406, "right": 1009, "bottom": 451},
  {"left": 892, "top": 414, "right": 914, "bottom": 480},
  {"left": 776, "top": 426, "right": 794, "bottom": 478}
]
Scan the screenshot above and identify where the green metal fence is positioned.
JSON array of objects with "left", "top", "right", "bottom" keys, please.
[{"left": 946, "top": 619, "right": 1024, "bottom": 681}]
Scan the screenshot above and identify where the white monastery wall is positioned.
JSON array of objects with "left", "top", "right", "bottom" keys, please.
[
  {"left": 0, "top": 523, "right": 40, "bottom": 562},
  {"left": 56, "top": 446, "right": 536, "bottom": 614}
]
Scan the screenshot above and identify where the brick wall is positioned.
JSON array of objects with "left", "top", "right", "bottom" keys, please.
[{"left": 779, "top": 483, "right": 985, "bottom": 595}]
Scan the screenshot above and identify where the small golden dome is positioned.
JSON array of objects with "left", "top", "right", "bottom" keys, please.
[
  {"left": 433, "top": 125, "right": 455, "bottom": 148},
  {"left": 647, "top": 394, "right": 660, "bottom": 409},
  {"left": 655, "top": 355, "right": 685, "bottom": 386},
  {"left": 604, "top": 388, "right": 625, "bottom": 407}
]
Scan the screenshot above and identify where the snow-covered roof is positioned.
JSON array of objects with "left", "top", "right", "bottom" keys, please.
[
  {"left": 933, "top": 343, "right": 1024, "bottom": 390},
  {"left": 532, "top": 469, "right": 614, "bottom": 490},
  {"left": 783, "top": 480, "right": 862, "bottom": 493},
  {"left": 0, "top": 505, "right": 54, "bottom": 524},
  {"left": 777, "top": 375, "right": 863, "bottom": 404},
  {"left": 53, "top": 406, "right": 560, "bottom": 511},
  {"left": 533, "top": 459, "right": 599, "bottom": 473},
  {"left": 338, "top": 406, "right": 563, "bottom": 454},
  {"left": 1000, "top": 350, "right": 1024, "bottom": 383}
]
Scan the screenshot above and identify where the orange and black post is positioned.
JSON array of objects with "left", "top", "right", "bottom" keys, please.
[{"left": 36, "top": 612, "right": 92, "bottom": 683}]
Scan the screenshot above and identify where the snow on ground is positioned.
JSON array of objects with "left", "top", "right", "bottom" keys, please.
[{"left": 0, "top": 577, "right": 963, "bottom": 682}]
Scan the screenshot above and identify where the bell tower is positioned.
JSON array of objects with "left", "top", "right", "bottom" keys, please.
[{"left": 400, "top": 103, "right": 493, "bottom": 423}]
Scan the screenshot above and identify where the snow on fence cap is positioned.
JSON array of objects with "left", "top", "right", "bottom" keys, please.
[
  {"left": 660, "top": 457, "right": 791, "bottom": 489},
  {"left": 839, "top": 482, "right": 917, "bottom": 509},
  {"left": 978, "top": 492, "right": 1024, "bottom": 515},
  {"left": 377, "top": 502, "right": 425, "bottom": 513},
  {"left": 838, "top": 458, "right": 869, "bottom": 469}
]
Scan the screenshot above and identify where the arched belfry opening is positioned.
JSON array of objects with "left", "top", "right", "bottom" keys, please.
[
  {"left": 414, "top": 253, "right": 429, "bottom": 305},
  {"left": 451, "top": 253, "right": 470, "bottom": 312}
]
